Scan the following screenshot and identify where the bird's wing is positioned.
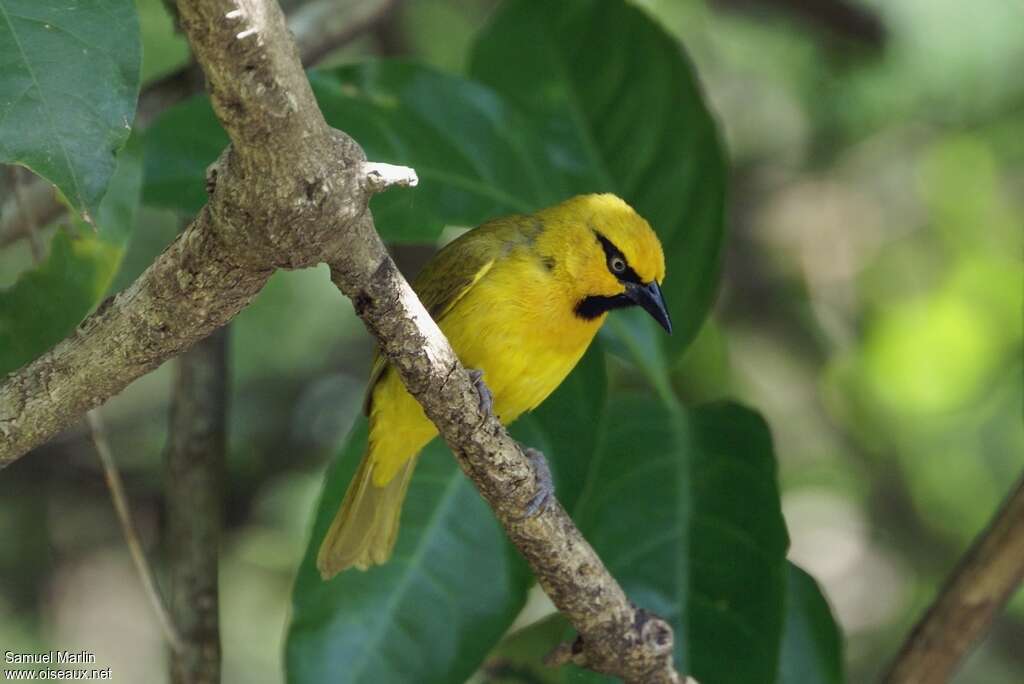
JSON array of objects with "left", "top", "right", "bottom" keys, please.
[{"left": 361, "top": 221, "right": 511, "bottom": 415}]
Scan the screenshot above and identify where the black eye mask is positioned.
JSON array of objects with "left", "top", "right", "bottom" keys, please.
[{"left": 592, "top": 230, "right": 643, "bottom": 284}]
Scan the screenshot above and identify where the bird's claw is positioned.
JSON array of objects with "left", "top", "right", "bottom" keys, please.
[
  {"left": 519, "top": 448, "right": 555, "bottom": 519},
  {"left": 468, "top": 368, "right": 493, "bottom": 418}
]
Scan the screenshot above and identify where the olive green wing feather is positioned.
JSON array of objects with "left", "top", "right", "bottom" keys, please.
[{"left": 362, "top": 220, "right": 515, "bottom": 415}]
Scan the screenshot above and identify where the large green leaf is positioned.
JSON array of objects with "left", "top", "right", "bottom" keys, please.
[
  {"left": 0, "top": 0, "right": 140, "bottom": 221},
  {"left": 311, "top": 64, "right": 566, "bottom": 242},
  {"left": 565, "top": 398, "right": 789, "bottom": 684},
  {"left": 145, "top": 35, "right": 725, "bottom": 328},
  {"left": 777, "top": 564, "right": 844, "bottom": 684},
  {"left": 143, "top": 2, "right": 723, "bottom": 356},
  {"left": 287, "top": 422, "right": 530, "bottom": 684},
  {"left": 480, "top": 562, "right": 842, "bottom": 684},
  {"left": 470, "top": 0, "right": 728, "bottom": 356},
  {"left": 143, "top": 64, "right": 565, "bottom": 241},
  {"left": 0, "top": 139, "right": 142, "bottom": 376}
]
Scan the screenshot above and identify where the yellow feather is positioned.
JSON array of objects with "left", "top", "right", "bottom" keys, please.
[{"left": 317, "top": 193, "right": 667, "bottom": 578}]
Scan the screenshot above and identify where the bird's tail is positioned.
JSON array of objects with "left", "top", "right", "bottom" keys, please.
[{"left": 316, "top": 451, "right": 417, "bottom": 579}]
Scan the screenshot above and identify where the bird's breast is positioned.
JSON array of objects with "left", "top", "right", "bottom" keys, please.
[{"left": 440, "top": 261, "right": 601, "bottom": 423}]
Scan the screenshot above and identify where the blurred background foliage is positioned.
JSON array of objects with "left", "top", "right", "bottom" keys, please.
[{"left": 1, "top": 0, "right": 1021, "bottom": 682}]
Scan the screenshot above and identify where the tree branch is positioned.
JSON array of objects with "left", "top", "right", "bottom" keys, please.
[
  {"left": 87, "top": 410, "right": 184, "bottom": 653},
  {"left": 167, "top": 327, "right": 229, "bottom": 684},
  {"left": 883, "top": 471, "right": 1024, "bottom": 683},
  {"left": 0, "top": 0, "right": 360, "bottom": 464},
  {"left": 0, "top": 210, "right": 271, "bottom": 463},
  {"left": 1, "top": 1, "right": 686, "bottom": 680}
]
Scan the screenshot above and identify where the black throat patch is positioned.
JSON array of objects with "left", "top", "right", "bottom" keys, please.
[{"left": 575, "top": 293, "right": 634, "bottom": 319}]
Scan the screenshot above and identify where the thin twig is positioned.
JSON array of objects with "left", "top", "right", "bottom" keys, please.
[
  {"left": 86, "top": 410, "right": 184, "bottom": 653},
  {"left": 882, "top": 471, "right": 1024, "bottom": 683}
]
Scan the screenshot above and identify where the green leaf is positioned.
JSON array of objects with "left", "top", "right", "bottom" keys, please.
[
  {"left": 470, "top": 0, "right": 728, "bottom": 356},
  {"left": 144, "top": 33, "right": 725, "bottom": 298},
  {"left": 313, "top": 63, "right": 570, "bottom": 242},
  {"left": 143, "top": 1, "right": 724, "bottom": 358},
  {"left": 0, "top": 0, "right": 141, "bottom": 221},
  {"left": 143, "top": 64, "right": 564, "bottom": 242},
  {"left": 601, "top": 307, "right": 676, "bottom": 404},
  {"left": 142, "top": 94, "right": 227, "bottom": 214},
  {"left": 778, "top": 564, "right": 844, "bottom": 684},
  {"left": 286, "top": 420, "right": 533, "bottom": 684},
  {"left": 567, "top": 398, "right": 789, "bottom": 684},
  {"left": 485, "top": 565, "right": 839, "bottom": 684},
  {"left": 0, "top": 138, "right": 141, "bottom": 376},
  {"left": 488, "top": 562, "right": 836, "bottom": 684}
]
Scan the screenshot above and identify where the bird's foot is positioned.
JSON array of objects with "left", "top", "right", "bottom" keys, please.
[
  {"left": 518, "top": 448, "right": 555, "bottom": 519},
  {"left": 467, "top": 368, "right": 493, "bottom": 418}
]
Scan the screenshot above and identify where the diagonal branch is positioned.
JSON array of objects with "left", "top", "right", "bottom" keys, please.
[
  {"left": 1, "top": 1, "right": 686, "bottom": 681},
  {"left": 883, "top": 471, "right": 1024, "bottom": 684},
  {"left": 0, "top": 0, "right": 362, "bottom": 464}
]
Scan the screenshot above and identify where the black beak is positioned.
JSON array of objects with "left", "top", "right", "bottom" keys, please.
[{"left": 626, "top": 281, "right": 672, "bottom": 334}]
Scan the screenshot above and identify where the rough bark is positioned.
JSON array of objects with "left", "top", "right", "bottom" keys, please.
[
  {"left": 0, "top": 0, "right": 691, "bottom": 680},
  {"left": 167, "top": 328, "right": 229, "bottom": 684},
  {"left": 883, "top": 472, "right": 1024, "bottom": 684},
  {"left": 0, "top": 0, "right": 366, "bottom": 464}
]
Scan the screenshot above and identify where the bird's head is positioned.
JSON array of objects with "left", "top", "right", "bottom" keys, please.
[{"left": 537, "top": 194, "right": 671, "bottom": 333}]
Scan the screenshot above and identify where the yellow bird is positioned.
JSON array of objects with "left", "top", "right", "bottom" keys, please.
[{"left": 317, "top": 193, "right": 671, "bottom": 578}]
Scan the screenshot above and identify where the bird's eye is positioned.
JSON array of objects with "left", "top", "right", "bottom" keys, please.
[{"left": 609, "top": 256, "right": 626, "bottom": 274}]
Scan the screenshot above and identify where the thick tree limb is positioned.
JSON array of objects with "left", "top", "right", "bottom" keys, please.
[
  {"left": 0, "top": 215, "right": 270, "bottom": 463},
  {"left": 0, "top": 0, "right": 361, "bottom": 463},
  {"left": 883, "top": 471, "right": 1024, "bottom": 684},
  {"left": 166, "top": 327, "right": 229, "bottom": 684},
  {"left": 0, "top": 0, "right": 685, "bottom": 681}
]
